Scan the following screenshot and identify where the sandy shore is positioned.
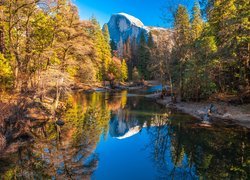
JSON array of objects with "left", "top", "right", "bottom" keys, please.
[{"left": 147, "top": 94, "right": 250, "bottom": 128}]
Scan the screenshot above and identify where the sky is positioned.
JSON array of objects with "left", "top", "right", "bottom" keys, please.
[{"left": 73, "top": 0, "right": 195, "bottom": 28}]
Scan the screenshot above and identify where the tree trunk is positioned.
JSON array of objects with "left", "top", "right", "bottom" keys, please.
[{"left": 0, "top": 26, "right": 5, "bottom": 53}]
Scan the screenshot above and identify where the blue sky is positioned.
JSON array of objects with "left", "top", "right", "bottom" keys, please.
[{"left": 74, "top": 0, "right": 195, "bottom": 28}]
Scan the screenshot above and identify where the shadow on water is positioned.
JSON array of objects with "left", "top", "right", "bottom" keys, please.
[{"left": 0, "top": 90, "right": 249, "bottom": 179}]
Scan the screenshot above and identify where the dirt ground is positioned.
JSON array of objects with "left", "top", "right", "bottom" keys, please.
[{"left": 147, "top": 94, "right": 250, "bottom": 128}]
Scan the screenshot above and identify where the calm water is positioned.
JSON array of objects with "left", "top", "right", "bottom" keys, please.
[{"left": 0, "top": 90, "right": 249, "bottom": 179}]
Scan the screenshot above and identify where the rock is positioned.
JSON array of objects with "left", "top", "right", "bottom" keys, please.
[
  {"left": 222, "top": 113, "right": 232, "bottom": 118},
  {"left": 197, "top": 110, "right": 206, "bottom": 115},
  {"left": 56, "top": 119, "right": 65, "bottom": 126},
  {"left": 107, "top": 13, "right": 147, "bottom": 51},
  {"left": 208, "top": 104, "right": 218, "bottom": 114},
  {"left": 107, "top": 13, "right": 173, "bottom": 56},
  {"left": 203, "top": 114, "right": 210, "bottom": 122}
]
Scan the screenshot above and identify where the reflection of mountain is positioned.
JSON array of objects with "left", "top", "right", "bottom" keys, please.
[
  {"left": 109, "top": 108, "right": 170, "bottom": 139},
  {"left": 109, "top": 110, "right": 141, "bottom": 139},
  {"left": 108, "top": 93, "right": 171, "bottom": 139}
]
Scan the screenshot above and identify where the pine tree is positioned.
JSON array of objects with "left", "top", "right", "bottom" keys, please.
[
  {"left": 110, "top": 40, "right": 117, "bottom": 50},
  {"left": 147, "top": 32, "right": 155, "bottom": 49},
  {"left": 137, "top": 32, "right": 150, "bottom": 79},
  {"left": 235, "top": 0, "right": 250, "bottom": 87},
  {"left": 128, "top": 37, "right": 138, "bottom": 80},
  {"left": 147, "top": 32, "right": 155, "bottom": 79},
  {"left": 208, "top": 0, "right": 249, "bottom": 91},
  {"left": 174, "top": 5, "right": 191, "bottom": 47},
  {"left": 102, "top": 24, "right": 110, "bottom": 44},
  {"left": 121, "top": 59, "right": 128, "bottom": 82},
  {"left": 191, "top": 1, "right": 204, "bottom": 40},
  {"left": 173, "top": 5, "right": 191, "bottom": 99},
  {"left": 90, "top": 17, "right": 112, "bottom": 81},
  {"left": 101, "top": 24, "right": 112, "bottom": 80}
]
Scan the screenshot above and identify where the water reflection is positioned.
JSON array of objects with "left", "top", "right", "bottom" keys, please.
[
  {"left": 146, "top": 114, "right": 249, "bottom": 179},
  {"left": 0, "top": 91, "right": 249, "bottom": 179}
]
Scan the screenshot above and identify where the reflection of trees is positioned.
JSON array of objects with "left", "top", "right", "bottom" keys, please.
[
  {"left": 147, "top": 114, "right": 170, "bottom": 167},
  {"left": 0, "top": 121, "right": 99, "bottom": 179},
  {"left": 146, "top": 113, "right": 196, "bottom": 179},
  {"left": 1, "top": 91, "right": 248, "bottom": 179},
  {"left": 147, "top": 114, "right": 250, "bottom": 179},
  {"left": 0, "top": 92, "right": 112, "bottom": 179},
  {"left": 180, "top": 126, "right": 250, "bottom": 179}
]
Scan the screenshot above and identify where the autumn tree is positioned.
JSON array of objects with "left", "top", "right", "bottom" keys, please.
[{"left": 121, "top": 59, "right": 128, "bottom": 82}]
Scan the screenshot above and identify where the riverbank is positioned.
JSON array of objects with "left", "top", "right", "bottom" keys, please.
[
  {"left": 148, "top": 94, "right": 250, "bottom": 128},
  {"left": 0, "top": 91, "right": 60, "bottom": 154},
  {"left": 0, "top": 80, "right": 149, "bottom": 122}
]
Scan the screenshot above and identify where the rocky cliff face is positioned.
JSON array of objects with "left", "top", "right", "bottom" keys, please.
[
  {"left": 107, "top": 13, "right": 172, "bottom": 56},
  {"left": 107, "top": 13, "right": 148, "bottom": 44}
]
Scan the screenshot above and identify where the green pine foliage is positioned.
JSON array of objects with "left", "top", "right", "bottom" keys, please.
[
  {"left": 170, "top": 0, "right": 249, "bottom": 101},
  {"left": 137, "top": 33, "right": 150, "bottom": 80}
]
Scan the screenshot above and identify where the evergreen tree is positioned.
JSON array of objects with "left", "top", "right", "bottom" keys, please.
[
  {"left": 147, "top": 32, "right": 155, "bottom": 49},
  {"left": 147, "top": 32, "right": 155, "bottom": 79},
  {"left": 90, "top": 17, "right": 112, "bottom": 81},
  {"left": 208, "top": 0, "right": 249, "bottom": 91},
  {"left": 101, "top": 24, "right": 112, "bottom": 80},
  {"left": 102, "top": 24, "right": 110, "bottom": 44},
  {"left": 110, "top": 39, "right": 117, "bottom": 56},
  {"left": 90, "top": 16, "right": 104, "bottom": 80},
  {"left": 174, "top": 5, "right": 191, "bottom": 46},
  {"left": 137, "top": 33, "right": 150, "bottom": 79},
  {"left": 191, "top": 1, "right": 204, "bottom": 40},
  {"left": 173, "top": 5, "right": 191, "bottom": 99},
  {"left": 128, "top": 37, "right": 138, "bottom": 80},
  {"left": 121, "top": 59, "right": 128, "bottom": 82}
]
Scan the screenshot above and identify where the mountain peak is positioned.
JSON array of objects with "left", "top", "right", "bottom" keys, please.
[
  {"left": 107, "top": 13, "right": 171, "bottom": 57},
  {"left": 116, "top": 13, "right": 144, "bottom": 27}
]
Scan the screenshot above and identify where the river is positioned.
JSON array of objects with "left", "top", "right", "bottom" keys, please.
[{"left": 0, "top": 89, "right": 249, "bottom": 179}]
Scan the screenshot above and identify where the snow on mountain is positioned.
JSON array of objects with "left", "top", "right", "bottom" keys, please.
[
  {"left": 118, "top": 13, "right": 144, "bottom": 27},
  {"left": 107, "top": 12, "right": 171, "bottom": 56}
]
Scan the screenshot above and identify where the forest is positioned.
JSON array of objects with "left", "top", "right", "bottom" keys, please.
[
  {"left": 121, "top": 0, "right": 249, "bottom": 102},
  {"left": 0, "top": 0, "right": 249, "bottom": 103},
  {"left": 0, "top": 0, "right": 128, "bottom": 96}
]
